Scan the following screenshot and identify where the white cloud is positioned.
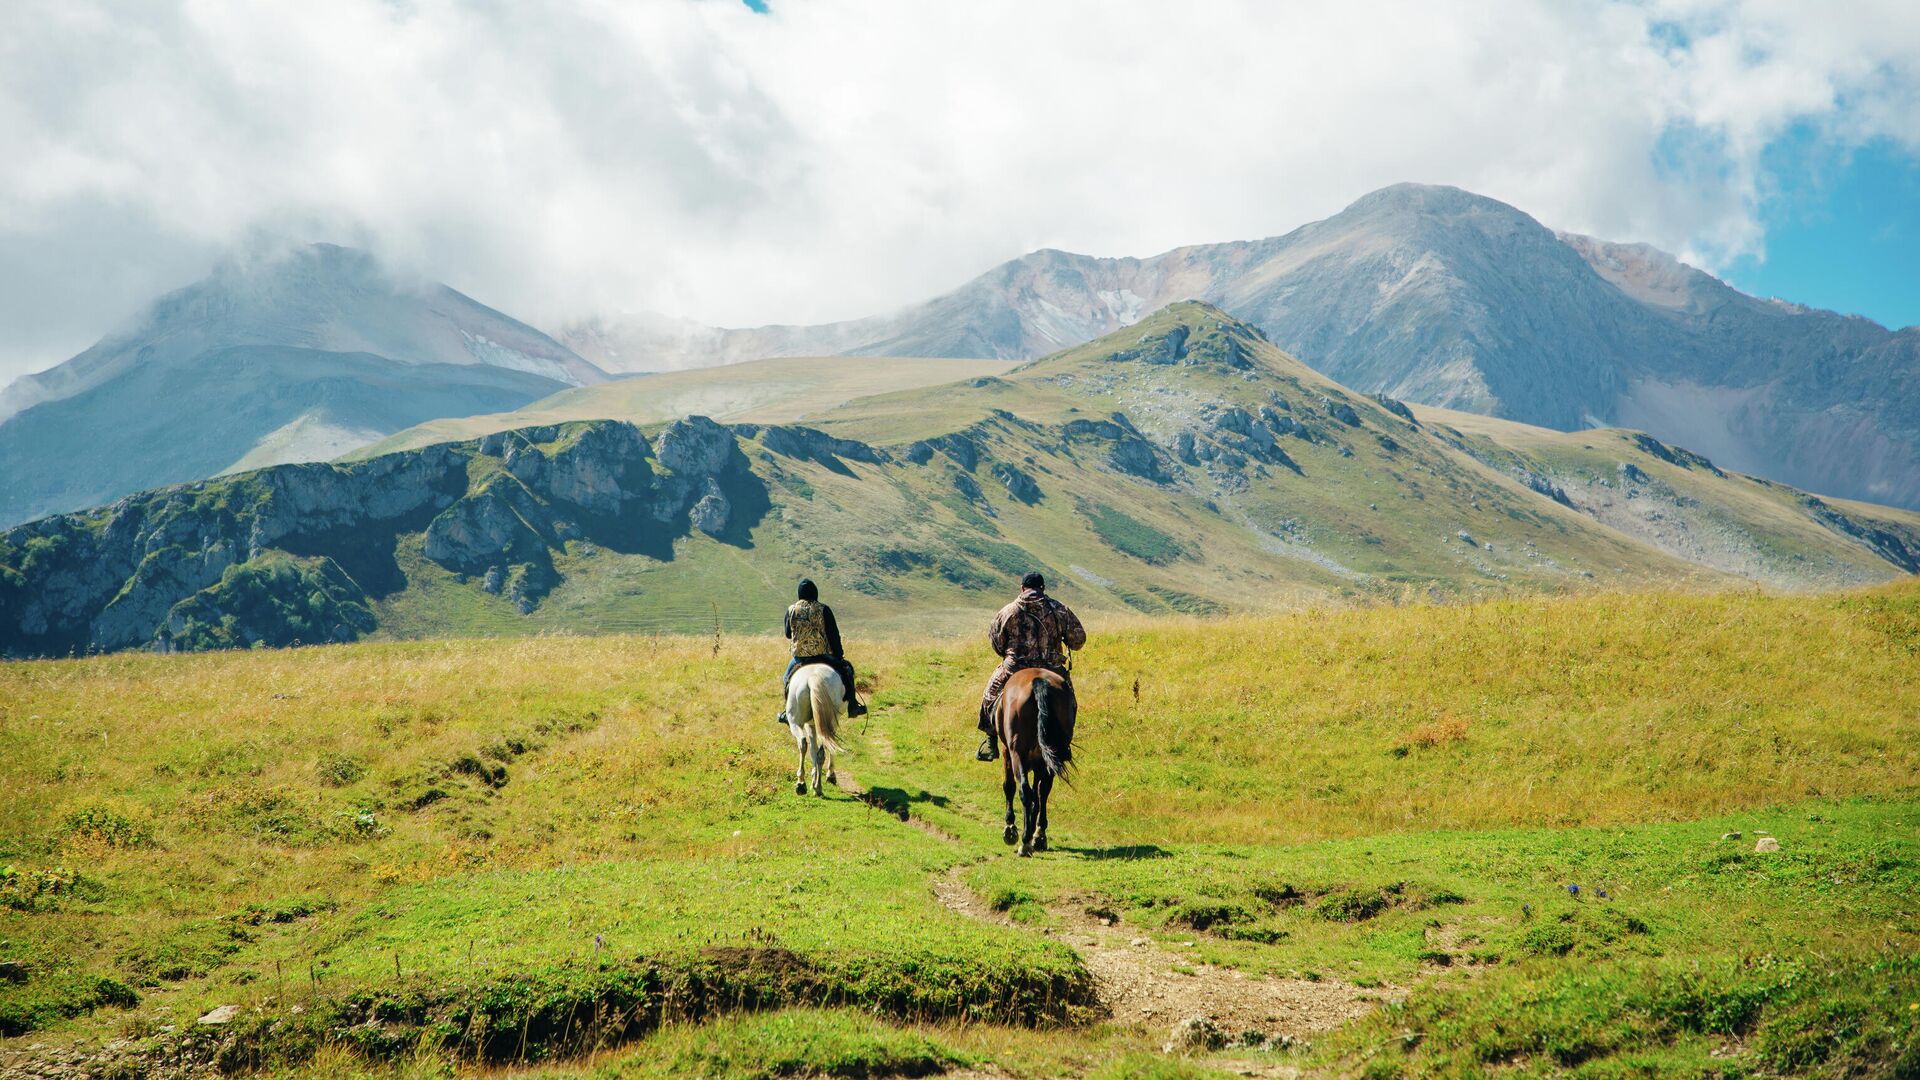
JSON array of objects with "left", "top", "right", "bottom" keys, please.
[{"left": 1, "top": 0, "right": 1917, "bottom": 381}]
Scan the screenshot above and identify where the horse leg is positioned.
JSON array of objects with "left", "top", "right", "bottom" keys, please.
[
  {"left": 794, "top": 727, "right": 808, "bottom": 796},
  {"left": 1033, "top": 771, "right": 1052, "bottom": 852},
  {"left": 1001, "top": 756, "right": 1018, "bottom": 847},
  {"left": 1018, "top": 769, "right": 1038, "bottom": 857},
  {"left": 811, "top": 730, "right": 826, "bottom": 796}
]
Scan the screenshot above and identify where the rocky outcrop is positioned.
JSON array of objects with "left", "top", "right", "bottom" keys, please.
[
  {"left": 1062, "top": 413, "right": 1179, "bottom": 484},
  {"left": 1801, "top": 496, "right": 1920, "bottom": 573},
  {"left": 1322, "top": 397, "right": 1362, "bottom": 427},
  {"left": 1629, "top": 433, "right": 1724, "bottom": 477},
  {"left": 992, "top": 462, "right": 1043, "bottom": 504},
  {"left": 1206, "top": 407, "right": 1301, "bottom": 474},
  {"left": 1374, "top": 394, "right": 1418, "bottom": 424},
  {"left": 747, "top": 424, "right": 889, "bottom": 470},
  {"left": 691, "top": 479, "right": 731, "bottom": 537},
  {"left": 424, "top": 487, "right": 543, "bottom": 571},
  {"left": 0, "top": 418, "right": 764, "bottom": 656},
  {"left": 1108, "top": 317, "right": 1252, "bottom": 370}
]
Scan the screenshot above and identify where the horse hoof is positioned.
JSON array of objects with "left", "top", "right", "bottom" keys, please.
[
  {"left": 1034, "top": 835, "right": 1048, "bottom": 852},
  {"left": 795, "top": 782, "right": 807, "bottom": 795},
  {"left": 1003, "top": 825, "right": 1018, "bottom": 846},
  {"left": 1018, "top": 845, "right": 1033, "bottom": 858},
  {"left": 826, "top": 770, "right": 837, "bottom": 785}
]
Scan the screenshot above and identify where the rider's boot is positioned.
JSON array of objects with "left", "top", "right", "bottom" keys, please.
[
  {"left": 776, "top": 709, "right": 789, "bottom": 726},
  {"left": 846, "top": 697, "right": 868, "bottom": 718},
  {"left": 976, "top": 731, "right": 998, "bottom": 762}
]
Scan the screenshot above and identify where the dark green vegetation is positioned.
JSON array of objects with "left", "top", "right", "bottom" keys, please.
[
  {"left": 8, "top": 303, "right": 1920, "bottom": 659},
  {"left": 1, "top": 583, "right": 1917, "bottom": 1076}
]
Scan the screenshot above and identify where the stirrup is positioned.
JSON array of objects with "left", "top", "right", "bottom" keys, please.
[{"left": 976, "top": 735, "right": 998, "bottom": 762}]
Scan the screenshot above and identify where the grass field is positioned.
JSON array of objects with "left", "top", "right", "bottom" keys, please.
[{"left": 2, "top": 581, "right": 1917, "bottom": 1077}]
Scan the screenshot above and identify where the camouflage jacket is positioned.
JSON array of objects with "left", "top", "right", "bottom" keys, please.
[
  {"left": 988, "top": 589, "right": 1086, "bottom": 666},
  {"left": 785, "top": 600, "right": 844, "bottom": 658}
]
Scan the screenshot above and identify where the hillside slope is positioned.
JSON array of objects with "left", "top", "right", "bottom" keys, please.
[
  {"left": 5, "top": 303, "right": 1916, "bottom": 658},
  {"left": 0, "top": 245, "right": 606, "bottom": 528},
  {"left": 570, "top": 184, "right": 1920, "bottom": 510},
  {"left": 352, "top": 355, "right": 1016, "bottom": 459}
]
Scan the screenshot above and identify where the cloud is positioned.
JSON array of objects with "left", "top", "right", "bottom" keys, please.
[{"left": 2, "top": 0, "right": 1917, "bottom": 382}]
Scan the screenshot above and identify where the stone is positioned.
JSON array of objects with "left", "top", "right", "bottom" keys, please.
[
  {"left": 0, "top": 960, "right": 26, "bottom": 984},
  {"left": 1322, "top": 397, "right": 1362, "bottom": 426},
  {"left": 1755, "top": 837, "right": 1780, "bottom": 853},
  {"left": 1166, "top": 1015, "right": 1228, "bottom": 1052},
  {"left": 424, "top": 489, "right": 538, "bottom": 573},
  {"left": 691, "top": 480, "right": 731, "bottom": 537},
  {"left": 1373, "top": 393, "right": 1417, "bottom": 423},
  {"left": 654, "top": 415, "right": 736, "bottom": 477},
  {"left": 1107, "top": 437, "right": 1175, "bottom": 484},
  {"left": 197, "top": 1004, "right": 241, "bottom": 1025},
  {"left": 1721, "top": 831, "right": 1742, "bottom": 840},
  {"left": 991, "top": 462, "right": 1042, "bottom": 504},
  {"left": 757, "top": 425, "right": 886, "bottom": 467}
]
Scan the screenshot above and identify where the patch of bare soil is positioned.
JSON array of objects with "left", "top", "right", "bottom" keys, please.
[{"left": 931, "top": 867, "right": 1379, "bottom": 1048}]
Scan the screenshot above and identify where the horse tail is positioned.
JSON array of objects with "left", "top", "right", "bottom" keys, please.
[
  {"left": 811, "top": 669, "right": 844, "bottom": 754},
  {"left": 1035, "top": 677, "right": 1069, "bottom": 778}
]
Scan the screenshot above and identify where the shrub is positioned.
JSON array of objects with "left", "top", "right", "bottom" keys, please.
[
  {"left": 316, "top": 752, "right": 366, "bottom": 787},
  {"left": 62, "top": 804, "right": 153, "bottom": 849}
]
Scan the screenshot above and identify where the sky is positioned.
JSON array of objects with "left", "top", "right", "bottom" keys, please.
[{"left": 1, "top": 0, "right": 1918, "bottom": 385}]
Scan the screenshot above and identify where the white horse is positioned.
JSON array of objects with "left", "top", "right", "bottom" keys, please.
[{"left": 784, "top": 663, "right": 846, "bottom": 796}]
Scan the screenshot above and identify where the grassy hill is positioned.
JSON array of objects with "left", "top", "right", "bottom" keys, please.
[
  {"left": 2, "top": 582, "right": 1917, "bottom": 1077},
  {"left": 350, "top": 356, "right": 1019, "bottom": 460},
  {"left": 6, "top": 302, "right": 1918, "bottom": 661}
]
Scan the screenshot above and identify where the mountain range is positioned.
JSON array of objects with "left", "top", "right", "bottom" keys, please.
[
  {"left": 566, "top": 184, "right": 1920, "bottom": 511},
  {"left": 0, "top": 244, "right": 606, "bottom": 528},
  {"left": 6, "top": 303, "right": 1916, "bottom": 658}
]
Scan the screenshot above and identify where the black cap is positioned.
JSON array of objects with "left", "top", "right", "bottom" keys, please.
[
  {"left": 1021, "top": 572, "right": 1045, "bottom": 591},
  {"left": 797, "top": 578, "right": 818, "bottom": 601}
]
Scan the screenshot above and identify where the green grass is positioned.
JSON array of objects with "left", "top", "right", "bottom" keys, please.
[{"left": 2, "top": 582, "right": 1918, "bottom": 1075}]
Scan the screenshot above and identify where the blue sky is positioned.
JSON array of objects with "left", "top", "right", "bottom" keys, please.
[{"left": 1723, "top": 135, "right": 1920, "bottom": 330}]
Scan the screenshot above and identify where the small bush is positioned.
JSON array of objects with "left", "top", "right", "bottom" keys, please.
[
  {"left": 986, "top": 884, "right": 1035, "bottom": 913},
  {"left": 1170, "top": 901, "right": 1250, "bottom": 932},
  {"left": 315, "top": 752, "right": 366, "bottom": 787},
  {"left": 1317, "top": 883, "right": 1405, "bottom": 922},
  {"left": 0, "top": 864, "right": 94, "bottom": 912},
  {"left": 1400, "top": 716, "right": 1469, "bottom": 751},
  {"left": 62, "top": 804, "right": 153, "bottom": 849}
]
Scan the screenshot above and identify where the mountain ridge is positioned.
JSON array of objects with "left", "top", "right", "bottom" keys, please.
[
  {"left": 6, "top": 302, "right": 1915, "bottom": 658},
  {"left": 0, "top": 245, "right": 609, "bottom": 527},
  {"left": 565, "top": 184, "right": 1920, "bottom": 510}
]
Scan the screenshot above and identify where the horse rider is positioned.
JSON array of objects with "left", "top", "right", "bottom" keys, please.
[
  {"left": 779, "top": 578, "right": 867, "bottom": 723},
  {"left": 975, "top": 571, "right": 1085, "bottom": 761}
]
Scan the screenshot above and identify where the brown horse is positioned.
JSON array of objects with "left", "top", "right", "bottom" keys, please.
[{"left": 994, "top": 667, "right": 1075, "bottom": 856}]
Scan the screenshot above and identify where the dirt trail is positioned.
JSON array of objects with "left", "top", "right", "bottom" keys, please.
[
  {"left": 832, "top": 718, "right": 1380, "bottom": 1054},
  {"left": 932, "top": 866, "right": 1374, "bottom": 1047}
]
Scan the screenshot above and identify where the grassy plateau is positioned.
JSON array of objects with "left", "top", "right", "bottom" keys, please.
[{"left": 1, "top": 581, "right": 1917, "bottom": 1077}]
